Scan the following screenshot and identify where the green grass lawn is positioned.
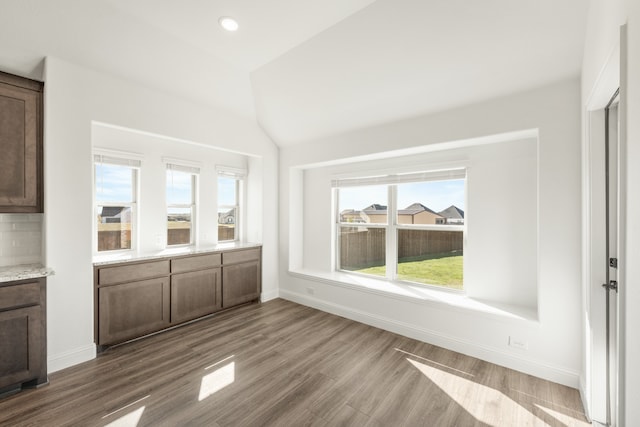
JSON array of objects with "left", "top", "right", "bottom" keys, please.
[{"left": 356, "top": 252, "right": 463, "bottom": 290}]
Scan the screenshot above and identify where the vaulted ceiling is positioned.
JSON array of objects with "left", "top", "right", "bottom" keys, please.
[{"left": 0, "top": 0, "right": 589, "bottom": 146}]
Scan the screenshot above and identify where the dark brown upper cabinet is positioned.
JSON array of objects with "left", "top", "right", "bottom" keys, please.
[{"left": 0, "top": 71, "right": 43, "bottom": 213}]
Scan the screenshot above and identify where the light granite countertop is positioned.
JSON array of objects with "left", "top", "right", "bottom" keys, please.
[
  {"left": 93, "top": 241, "right": 262, "bottom": 266},
  {"left": 0, "top": 264, "right": 55, "bottom": 283}
]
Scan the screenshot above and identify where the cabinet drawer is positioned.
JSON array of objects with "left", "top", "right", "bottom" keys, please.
[
  {"left": 222, "top": 248, "right": 260, "bottom": 265},
  {"left": 171, "top": 253, "right": 221, "bottom": 273},
  {"left": 0, "top": 282, "right": 41, "bottom": 310},
  {"left": 98, "top": 260, "right": 169, "bottom": 285}
]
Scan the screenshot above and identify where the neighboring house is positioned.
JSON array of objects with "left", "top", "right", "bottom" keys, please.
[
  {"left": 361, "top": 202, "right": 447, "bottom": 225},
  {"left": 361, "top": 204, "right": 388, "bottom": 223},
  {"left": 340, "top": 209, "right": 365, "bottom": 223},
  {"left": 399, "top": 202, "right": 445, "bottom": 225},
  {"left": 218, "top": 208, "right": 235, "bottom": 224},
  {"left": 438, "top": 205, "right": 465, "bottom": 225},
  {"left": 99, "top": 206, "right": 129, "bottom": 224}
]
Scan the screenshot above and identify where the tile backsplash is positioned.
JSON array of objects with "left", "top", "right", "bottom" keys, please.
[{"left": 0, "top": 214, "right": 43, "bottom": 267}]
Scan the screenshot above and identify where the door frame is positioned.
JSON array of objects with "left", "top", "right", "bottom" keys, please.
[{"left": 581, "top": 25, "right": 627, "bottom": 425}]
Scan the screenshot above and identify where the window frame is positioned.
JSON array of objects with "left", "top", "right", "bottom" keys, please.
[
  {"left": 334, "top": 169, "right": 466, "bottom": 290},
  {"left": 166, "top": 163, "right": 199, "bottom": 247},
  {"left": 93, "top": 152, "right": 141, "bottom": 255},
  {"left": 217, "top": 167, "right": 246, "bottom": 243}
]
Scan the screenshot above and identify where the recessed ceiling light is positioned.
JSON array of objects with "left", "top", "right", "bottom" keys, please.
[{"left": 219, "top": 16, "right": 239, "bottom": 32}]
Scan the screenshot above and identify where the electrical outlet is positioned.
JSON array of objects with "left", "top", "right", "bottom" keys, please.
[
  {"left": 509, "top": 336, "right": 528, "bottom": 350},
  {"left": 306, "top": 287, "right": 315, "bottom": 295}
]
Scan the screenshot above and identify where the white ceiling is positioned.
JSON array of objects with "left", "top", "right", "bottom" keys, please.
[{"left": 0, "top": 0, "right": 589, "bottom": 147}]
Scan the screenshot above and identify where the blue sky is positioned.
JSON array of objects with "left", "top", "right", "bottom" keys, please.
[
  {"left": 97, "top": 164, "right": 238, "bottom": 206},
  {"left": 339, "top": 179, "right": 465, "bottom": 213},
  {"left": 166, "top": 170, "right": 193, "bottom": 204},
  {"left": 96, "top": 164, "right": 462, "bottom": 213},
  {"left": 218, "top": 177, "right": 237, "bottom": 206},
  {"left": 95, "top": 164, "right": 133, "bottom": 203}
]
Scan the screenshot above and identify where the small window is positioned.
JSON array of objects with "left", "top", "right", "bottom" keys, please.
[
  {"left": 94, "top": 155, "right": 140, "bottom": 253},
  {"left": 167, "top": 164, "right": 198, "bottom": 246},
  {"left": 217, "top": 168, "right": 244, "bottom": 242}
]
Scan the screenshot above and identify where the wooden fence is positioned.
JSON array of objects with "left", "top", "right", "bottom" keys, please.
[
  {"left": 218, "top": 225, "right": 235, "bottom": 241},
  {"left": 98, "top": 230, "right": 131, "bottom": 251},
  {"left": 340, "top": 227, "right": 386, "bottom": 270},
  {"left": 98, "top": 226, "right": 235, "bottom": 250},
  {"left": 167, "top": 228, "right": 191, "bottom": 245},
  {"left": 161, "top": 227, "right": 235, "bottom": 244},
  {"left": 340, "top": 227, "right": 463, "bottom": 270}
]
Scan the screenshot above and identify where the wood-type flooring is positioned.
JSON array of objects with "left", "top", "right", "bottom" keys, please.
[{"left": 0, "top": 298, "right": 590, "bottom": 426}]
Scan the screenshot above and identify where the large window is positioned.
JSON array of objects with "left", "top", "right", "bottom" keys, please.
[
  {"left": 94, "top": 154, "right": 140, "bottom": 252},
  {"left": 167, "top": 163, "right": 198, "bottom": 246},
  {"left": 334, "top": 169, "right": 466, "bottom": 290},
  {"left": 217, "top": 168, "right": 244, "bottom": 242}
]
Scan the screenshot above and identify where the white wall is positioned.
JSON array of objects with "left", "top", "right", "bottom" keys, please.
[
  {"left": 280, "top": 78, "right": 582, "bottom": 387},
  {"left": 43, "top": 56, "right": 279, "bottom": 372}
]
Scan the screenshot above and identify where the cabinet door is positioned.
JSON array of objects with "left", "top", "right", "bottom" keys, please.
[
  {"left": 0, "top": 305, "right": 43, "bottom": 389},
  {"left": 171, "top": 268, "right": 221, "bottom": 324},
  {"left": 98, "top": 277, "right": 170, "bottom": 345},
  {"left": 222, "top": 261, "right": 261, "bottom": 308},
  {"left": 0, "top": 77, "right": 42, "bottom": 212}
]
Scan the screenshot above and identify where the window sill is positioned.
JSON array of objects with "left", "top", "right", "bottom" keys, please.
[{"left": 288, "top": 269, "right": 538, "bottom": 323}]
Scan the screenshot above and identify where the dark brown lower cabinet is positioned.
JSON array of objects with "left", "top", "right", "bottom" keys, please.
[
  {"left": 171, "top": 268, "right": 221, "bottom": 324},
  {"left": 0, "top": 278, "right": 47, "bottom": 394},
  {"left": 222, "top": 260, "right": 261, "bottom": 308},
  {"left": 98, "top": 277, "right": 170, "bottom": 346},
  {"left": 94, "top": 246, "right": 261, "bottom": 349}
]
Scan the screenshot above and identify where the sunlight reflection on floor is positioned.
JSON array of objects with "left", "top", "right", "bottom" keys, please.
[
  {"left": 395, "top": 347, "right": 475, "bottom": 377},
  {"left": 199, "top": 356, "right": 236, "bottom": 401},
  {"left": 406, "top": 358, "right": 590, "bottom": 426},
  {"left": 104, "top": 406, "right": 146, "bottom": 427}
]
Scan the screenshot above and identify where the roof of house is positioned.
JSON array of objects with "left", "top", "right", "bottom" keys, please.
[
  {"left": 362, "top": 202, "right": 443, "bottom": 217},
  {"left": 363, "top": 204, "right": 387, "bottom": 211},
  {"left": 218, "top": 208, "right": 235, "bottom": 218},
  {"left": 438, "top": 205, "right": 465, "bottom": 219},
  {"left": 401, "top": 203, "right": 439, "bottom": 216},
  {"left": 100, "top": 206, "right": 125, "bottom": 217}
]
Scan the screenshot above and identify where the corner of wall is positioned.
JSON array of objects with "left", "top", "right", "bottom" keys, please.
[{"left": 48, "top": 344, "right": 96, "bottom": 374}]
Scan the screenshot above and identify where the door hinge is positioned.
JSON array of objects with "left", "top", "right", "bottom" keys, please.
[
  {"left": 603, "top": 280, "right": 618, "bottom": 292},
  {"left": 610, "top": 258, "right": 618, "bottom": 268}
]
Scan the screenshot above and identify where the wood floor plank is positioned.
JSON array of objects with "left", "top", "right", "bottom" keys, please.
[
  {"left": 329, "top": 404, "right": 376, "bottom": 426},
  {"left": 0, "top": 298, "right": 590, "bottom": 427}
]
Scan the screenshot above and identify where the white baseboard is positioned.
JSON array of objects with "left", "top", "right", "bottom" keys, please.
[
  {"left": 280, "top": 289, "right": 580, "bottom": 388},
  {"left": 48, "top": 344, "right": 96, "bottom": 373},
  {"left": 261, "top": 288, "right": 279, "bottom": 302},
  {"left": 579, "top": 375, "right": 592, "bottom": 423}
]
